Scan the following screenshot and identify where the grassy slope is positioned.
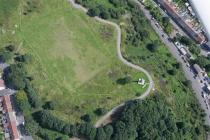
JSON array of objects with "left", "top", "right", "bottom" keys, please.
[
  {"left": 1, "top": 0, "right": 148, "bottom": 122},
  {"left": 77, "top": 0, "right": 206, "bottom": 139}
]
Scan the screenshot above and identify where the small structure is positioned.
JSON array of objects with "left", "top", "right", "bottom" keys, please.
[
  {"left": 0, "top": 79, "right": 5, "bottom": 91},
  {"left": 138, "top": 78, "right": 145, "bottom": 85}
]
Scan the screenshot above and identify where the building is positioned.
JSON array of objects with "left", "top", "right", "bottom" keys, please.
[
  {"left": 189, "top": 0, "right": 210, "bottom": 41},
  {"left": 0, "top": 79, "right": 5, "bottom": 90},
  {"left": 155, "top": 0, "right": 207, "bottom": 44},
  {"left": 3, "top": 95, "right": 20, "bottom": 140}
]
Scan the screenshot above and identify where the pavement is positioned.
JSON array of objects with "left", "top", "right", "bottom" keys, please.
[
  {"left": 0, "top": 63, "right": 9, "bottom": 70},
  {"left": 0, "top": 89, "right": 16, "bottom": 96},
  {"left": 134, "top": 0, "right": 210, "bottom": 126}
]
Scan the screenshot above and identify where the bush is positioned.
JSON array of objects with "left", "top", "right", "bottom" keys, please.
[
  {"left": 5, "top": 44, "right": 16, "bottom": 52},
  {"left": 94, "top": 108, "right": 107, "bottom": 116},
  {"left": 81, "top": 114, "right": 92, "bottom": 122},
  {"left": 4, "top": 63, "right": 27, "bottom": 90},
  {"left": 116, "top": 75, "right": 132, "bottom": 85},
  {"left": 0, "top": 50, "right": 13, "bottom": 62},
  {"left": 179, "top": 36, "right": 192, "bottom": 46},
  {"left": 15, "top": 54, "right": 32, "bottom": 63},
  {"left": 15, "top": 90, "right": 31, "bottom": 113},
  {"left": 146, "top": 43, "right": 159, "bottom": 52},
  {"left": 167, "top": 69, "right": 176, "bottom": 75},
  {"left": 43, "top": 101, "right": 56, "bottom": 110},
  {"left": 24, "top": 81, "right": 42, "bottom": 108},
  {"left": 87, "top": 8, "right": 100, "bottom": 17}
]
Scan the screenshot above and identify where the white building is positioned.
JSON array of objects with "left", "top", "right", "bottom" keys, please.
[{"left": 189, "top": 0, "right": 210, "bottom": 41}]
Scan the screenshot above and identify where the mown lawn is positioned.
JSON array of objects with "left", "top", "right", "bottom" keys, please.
[{"left": 0, "top": 0, "right": 149, "bottom": 123}]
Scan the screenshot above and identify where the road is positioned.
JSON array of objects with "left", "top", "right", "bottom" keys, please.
[
  {"left": 134, "top": 0, "right": 210, "bottom": 126},
  {"left": 152, "top": 0, "right": 210, "bottom": 57},
  {"left": 69, "top": 0, "right": 154, "bottom": 128}
]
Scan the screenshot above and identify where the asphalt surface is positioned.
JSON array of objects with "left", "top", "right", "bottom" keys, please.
[
  {"left": 69, "top": 0, "right": 154, "bottom": 128},
  {"left": 134, "top": 0, "right": 210, "bottom": 126}
]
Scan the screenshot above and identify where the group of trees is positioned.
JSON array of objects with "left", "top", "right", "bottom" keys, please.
[
  {"left": 0, "top": 44, "right": 15, "bottom": 62},
  {"left": 76, "top": 0, "right": 125, "bottom": 19},
  {"left": 4, "top": 63, "right": 27, "bottom": 90},
  {"left": 33, "top": 110, "right": 113, "bottom": 140},
  {"left": 4, "top": 62, "right": 41, "bottom": 108},
  {"left": 192, "top": 56, "right": 210, "bottom": 71},
  {"left": 31, "top": 95, "right": 206, "bottom": 140},
  {"left": 145, "top": 0, "right": 173, "bottom": 34},
  {"left": 162, "top": 16, "right": 173, "bottom": 34},
  {"left": 175, "top": 36, "right": 201, "bottom": 56}
]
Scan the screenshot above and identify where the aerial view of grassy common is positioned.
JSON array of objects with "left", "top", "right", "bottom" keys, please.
[
  {"left": 0, "top": 0, "right": 148, "bottom": 123},
  {"left": 0, "top": 0, "right": 208, "bottom": 139}
]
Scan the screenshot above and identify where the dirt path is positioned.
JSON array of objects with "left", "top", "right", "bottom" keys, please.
[{"left": 69, "top": 0, "right": 154, "bottom": 128}]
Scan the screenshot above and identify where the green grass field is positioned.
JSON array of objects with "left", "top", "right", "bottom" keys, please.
[{"left": 0, "top": 0, "right": 149, "bottom": 122}]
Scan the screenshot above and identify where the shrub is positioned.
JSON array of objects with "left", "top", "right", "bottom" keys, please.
[
  {"left": 43, "top": 101, "right": 56, "bottom": 110},
  {"left": 81, "top": 114, "right": 92, "bottom": 122},
  {"left": 94, "top": 108, "right": 107, "bottom": 116},
  {"left": 146, "top": 43, "right": 159, "bottom": 52},
  {"left": 4, "top": 63, "right": 27, "bottom": 90}
]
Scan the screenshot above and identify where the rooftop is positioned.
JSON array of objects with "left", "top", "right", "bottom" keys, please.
[{"left": 189, "top": 0, "right": 210, "bottom": 41}]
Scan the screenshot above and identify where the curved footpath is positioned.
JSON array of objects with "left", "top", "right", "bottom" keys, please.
[{"left": 69, "top": 0, "right": 154, "bottom": 128}]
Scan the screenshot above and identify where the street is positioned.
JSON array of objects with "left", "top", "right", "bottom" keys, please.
[{"left": 134, "top": 0, "right": 210, "bottom": 126}]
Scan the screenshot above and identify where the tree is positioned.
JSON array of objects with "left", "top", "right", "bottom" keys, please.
[
  {"left": 182, "top": 80, "right": 191, "bottom": 87},
  {"left": 81, "top": 114, "right": 92, "bottom": 122},
  {"left": 15, "top": 54, "right": 32, "bottom": 63},
  {"left": 112, "top": 121, "right": 128, "bottom": 140},
  {"left": 4, "top": 63, "right": 27, "bottom": 90},
  {"left": 87, "top": 8, "right": 100, "bottom": 17},
  {"left": 104, "top": 125, "right": 113, "bottom": 140},
  {"left": 43, "top": 101, "right": 56, "bottom": 110},
  {"left": 94, "top": 108, "right": 107, "bottom": 116},
  {"left": 167, "top": 69, "right": 176, "bottom": 75},
  {"left": 15, "top": 90, "right": 31, "bottom": 112},
  {"left": 188, "top": 44, "right": 200, "bottom": 56},
  {"left": 100, "top": 10, "right": 110, "bottom": 19},
  {"left": 117, "top": 75, "right": 132, "bottom": 85},
  {"left": 146, "top": 43, "right": 159, "bottom": 52},
  {"left": 0, "top": 51, "right": 13, "bottom": 62},
  {"left": 24, "top": 81, "right": 42, "bottom": 108},
  {"left": 195, "top": 56, "right": 210, "bottom": 69},
  {"left": 62, "top": 124, "right": 71, "bottom": 135},
  {"left": 179, "top": 36, "right": 192, "bottom": 46},
  {"left": 95, "top": 128, "right": 106, "bottom": 140},
  {"left": 6, "top": 44, "right": 16, "bottom": 52}
]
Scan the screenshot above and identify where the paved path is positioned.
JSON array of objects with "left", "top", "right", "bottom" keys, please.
[
  {"left": 69, "top": 0, "right": 154, "bottom": 127},
  {"left": 135, "top": 0, "right": 210, "bottom": 126}
]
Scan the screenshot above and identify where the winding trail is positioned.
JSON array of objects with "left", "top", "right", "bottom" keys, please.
[{"left": 69, "top": 0, "right": 154, "bottom": 127}]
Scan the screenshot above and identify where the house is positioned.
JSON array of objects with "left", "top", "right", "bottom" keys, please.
[{"left": 3, "top": 95, "right": 20, "bottom": 140}]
